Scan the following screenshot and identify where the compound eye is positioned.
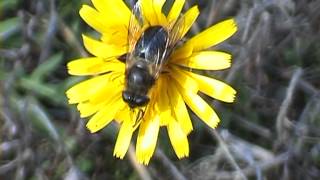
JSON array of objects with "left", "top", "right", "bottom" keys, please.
[
  {"left": 122, "top": 91, "right": 132, "bottom": 103},
  {"left": 135, "top": 95, "right": 149, "bottom": 106}
]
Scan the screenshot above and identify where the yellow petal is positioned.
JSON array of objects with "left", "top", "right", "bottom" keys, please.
[
  {"left": 113, "top": 111, "right": 135, "bottom": 159},
  {"left": 101, "top": 27, "right": 128, "bottom": 46},
  {"left": 185, "top": 19, "right": 237, "bottom": 51},
  {"left": 176, "top": 84, "right": 220, "bottom": 129},
  {"left": 86, "top": 96, "right": 125, "bottom": 133},
  {"left": 156, "top": 77, "right": 172, "bottom": 126},
  {"left": 79, "top": 4, "right": 129, "bottom": 46},
  {"left": 136, "top": 114, "right": 160, "bottom": 165},
  {"left": 167, "top": 0, "right": 185, "bottom": 22},
  {"left": 169, "top": 66, "right": 199, "bottom": 93},
  {"left": 77, "top": 101, "right": 107, "bottom": 118},
  {"left": 76, "top": 76, "right": 123, "bottom": 117},
  {"left": 67, "top": 57, "right": 125, "bottom": 76},
  {"left": 170, "top": 43, "right": 193, "bottom": 61},
  {"left": 167, "top": 120, "right": 189, "bottom": 158},
  {"left": 79, "top": 5, "right": 108, "bottom": 33},
  {"left": 114, "top": 106, "right": 131, "bottom": 123},
  {"left": 174, "top": 51, "right": 231, "bottom": 70},
  {"left": 168, "top": 81, "right": 193, "bottom": 134},
  {"left": 184, "top": 70, "right": 236, "bottom": 103},
  {"left": 141, "top": 0, "right": 167, "bottom": 26},
  {"left": 176, "top": 5, "right": 199, "bottom": 39},
  {"left": 82, "top": 35, "right": 127, "bottom": 58},
  {"left": 66, "top": 73, "right": 112, "bottom": 104},
  {"left": 115, "top": 107, "right": 144, "bottom": 126},
  {"left": 152, "top": 0, "right": 167, "bottom": 25},
  {"left": 90, "top": 83, "right": 124, "bottom": 108},
  {"left": 92, "top": 0, "right": 131, "bottom": 25}
]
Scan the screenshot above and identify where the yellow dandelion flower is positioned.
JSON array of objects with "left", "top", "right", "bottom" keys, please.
[{"left": 66, "top": 0, "right": 237, "bottom": 165}]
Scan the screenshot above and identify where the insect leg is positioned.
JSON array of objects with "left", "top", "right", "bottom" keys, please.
[
  {"left": 118, "top": 53, "right": 127, "bottom": 63},
  {"left": 132, "top": 108, "right": 146, "bottom": 131}
]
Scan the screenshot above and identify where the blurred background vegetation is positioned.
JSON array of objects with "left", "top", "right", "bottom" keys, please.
[{"left": 1, "top": 0, "right": 320, "bottom": 179}]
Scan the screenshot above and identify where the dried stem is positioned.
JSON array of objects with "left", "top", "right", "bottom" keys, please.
[
  {"left": 209, "top": 129, "right": 248, "bottom": 180},
  {"left": 155, "top": 149, "right": 187, "bottom": 180},
  {"left": 128, "top": 144, "right": 152, "bottom": 180},
  {"left": 276, "top": 68, "right": 303, "bottom": 143}
]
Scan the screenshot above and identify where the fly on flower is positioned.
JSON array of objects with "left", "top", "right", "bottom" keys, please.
[
  {"left": 66, "top": 0, "right": 237, "bottom": 165},
  {"left": 122, "top": 3, "right": 184, "bottom": 109}
]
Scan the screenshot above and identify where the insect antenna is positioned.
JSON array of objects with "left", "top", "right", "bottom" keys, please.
[{"left": 132, "top": 108, "right": 146, "bottom": 131}]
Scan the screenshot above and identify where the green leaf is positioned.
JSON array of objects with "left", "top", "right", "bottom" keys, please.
[
  {"left": 31, "top": 52, "right": 64, "bottom": 81},
  {"left": 9, "top": 95, "right": 60, "bottom": 141},
  {"left": 0, "top": 17, "right": 20, "bottom": 41},
  {"left": 0, "top": 0, "right": 18, "bottom": 10},
  {"left": 19, "top": 77, "right": 65, "bottom": 104},
  {"left": 26, "top": 97, "right": 60, "bottom": 141},
  {"left": 20, "top": 77, "right": 57, "bottom": 97}
]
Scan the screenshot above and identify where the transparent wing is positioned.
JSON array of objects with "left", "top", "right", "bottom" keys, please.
[
  {"left": 167, "top": 15, "right": 186, "bottom": 49},
  {"left": 126, "top": 0, "right": 187, "bottom": 78},
  {"left": 127, "top": 0, "right": 143, "bottom": 54},
  {"left": 126, "top": 0, "right": 144, "bottom": 71},
  {"left": 150, "top": 15, "right": 187, "bottom": 77},
  {"left": 145, "top": 27, "right": 171, "bottom": 78}
]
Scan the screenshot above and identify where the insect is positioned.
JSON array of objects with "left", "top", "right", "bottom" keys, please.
[{"left": 122, "top": 1, "right": 184, "bottom": 109}]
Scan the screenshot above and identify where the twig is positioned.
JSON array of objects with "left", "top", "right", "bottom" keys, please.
[
  {"left": 298, "top": 80, "right": 319, "bottom": 96},
  {"left": 186, "top": 147, "right": 222, "bottom": 179},
  {"left": 233, "top": 115, "right": 272, "bottom": 139},
  {"left": 221, "top": 130, "right": 275, "bottom": 162},
  {"left": 0, "top": 44, "right": 30, "bottom": 61},
  {"left": 155, "top": 149, "right": 187, "bottom": 180},
  {"left": 0, "top": 140, "right": 20, "bottom": 156},
  {"left": 39, "top": 0, "right": 58, "bottom": 63},
  {"left": 58, "top": 21, "right": 88, "bottom": 57},
  {"left": 294, "top": 96, "right": 320, "bottom": 154},
  {"left": 276, "top": 68, "right": 303, "bottom": 143},
  {"left": 127, "top": 144, "right": 152, "bottom": 180},
  {"left": 0, "top": 149, "right": 31, "bottom": 174},
  {"left": 241, "top": 8, "right": 254, "bottom": 43},
  {"left": 214, "top": 152, "right": 289, "bottom": 179},
  {"left": 0, "top": 159, "right": 19, "bottom": 174},
  {"left": 209, "top": 129, "right": 248, "bottom": 180},
  {"left": 205, "top": 0, "right": 218, "bottom": 27}
]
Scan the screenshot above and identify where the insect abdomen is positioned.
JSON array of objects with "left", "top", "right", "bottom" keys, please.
[{"left": 133, "top": 26, "right": 168, "bottom": 64}]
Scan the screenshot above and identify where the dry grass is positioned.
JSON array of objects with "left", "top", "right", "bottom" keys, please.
[{"left": 1, "top": 0, "right": 319, "bottom": 179}]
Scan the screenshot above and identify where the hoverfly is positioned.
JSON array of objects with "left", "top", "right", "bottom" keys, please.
[{"left": 122, "top": 1, "right": 184, "bottom": 109}]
